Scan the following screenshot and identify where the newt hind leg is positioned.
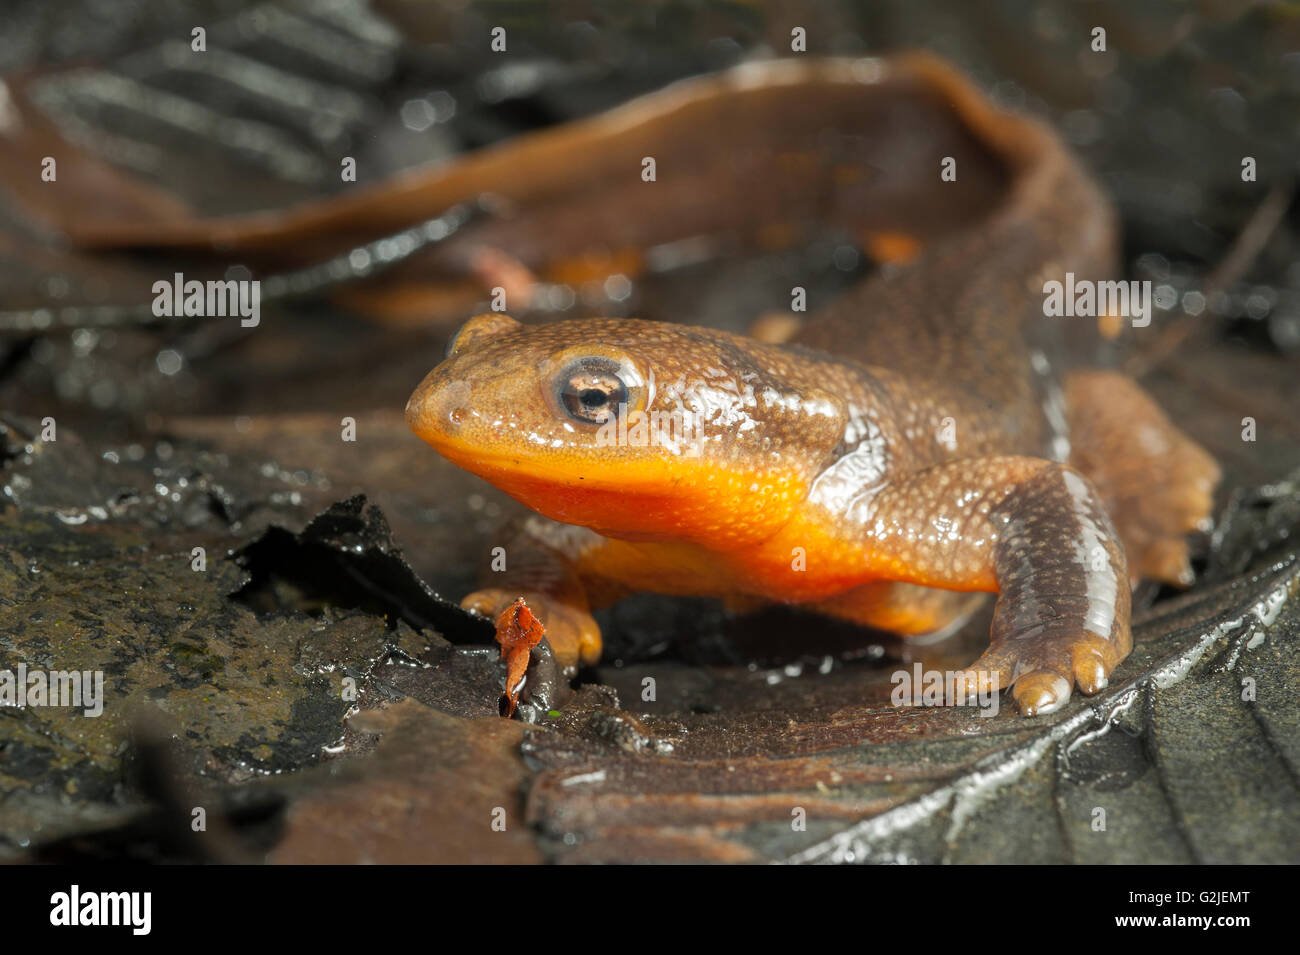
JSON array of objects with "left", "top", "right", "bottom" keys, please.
[{"left": 1065, "top": 370, "right": 1220, "bottom": 587}]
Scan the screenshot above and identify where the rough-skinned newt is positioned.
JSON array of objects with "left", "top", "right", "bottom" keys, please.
[{"left": 405, "top": 55, "right": 1219, "bottom": 716}]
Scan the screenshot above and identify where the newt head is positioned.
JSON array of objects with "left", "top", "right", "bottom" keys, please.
[{"left": 406, "top": 313, "right": 847, "bottom": 543}]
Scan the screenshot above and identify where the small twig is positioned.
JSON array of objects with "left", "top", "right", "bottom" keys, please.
[
  {"left": 1126, "top": 180, "right": 1294, "bottom": 378},
  {"left": 0, "top": 201, "right": 486, "bottom": 334}
]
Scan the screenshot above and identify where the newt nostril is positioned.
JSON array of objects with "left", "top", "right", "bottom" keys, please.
[{"left": 419, "top": 378, "right": 473, "bottom": 440}]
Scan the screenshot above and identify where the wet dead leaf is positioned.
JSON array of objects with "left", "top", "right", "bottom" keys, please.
[{"left": 496, "top": 597, "right": 546, "bottom": 718}]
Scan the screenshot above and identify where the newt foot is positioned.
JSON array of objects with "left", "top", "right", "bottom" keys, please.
[
  {"left": 960, "top": 628, "right": 1122, "bottom": 716},
  {"left": 1065, "top": 370, "right": 1220, "bottom": 587}
]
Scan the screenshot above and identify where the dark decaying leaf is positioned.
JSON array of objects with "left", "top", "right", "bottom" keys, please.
[
  {"left": 1, "top": 0, "right": 1299, "bottom": 864},
  {"left": 231, "top": 493, "right": 491, "bottom": 645}
]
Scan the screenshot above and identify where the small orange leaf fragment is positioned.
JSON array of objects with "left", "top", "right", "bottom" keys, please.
[
  {"left": 470, "top": 247, "right": 538, "bottom": 310},
  {"left": 495, "top": 597, "right": 546, "bottom": 718},
  {"left": 863, "top": 231, "right": 922, "bottom": 264}
]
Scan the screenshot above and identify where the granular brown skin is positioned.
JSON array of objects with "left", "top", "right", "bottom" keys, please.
[{"left": 405, "top": 55, "right": 1219, "bottom": 717}]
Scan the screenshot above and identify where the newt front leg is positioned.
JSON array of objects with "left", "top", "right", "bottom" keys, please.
[
  {"left": 858, "top": 457, "right": 1131, "bottom": 715},
  {"left": 461, "top": 519, "right": 605, "bottom": 673}
]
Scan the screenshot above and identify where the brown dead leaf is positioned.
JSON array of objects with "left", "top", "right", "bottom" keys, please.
[{"left": 496, "top": 597, "right": 546, "bottom": 718}]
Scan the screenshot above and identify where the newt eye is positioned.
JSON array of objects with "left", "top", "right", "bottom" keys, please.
[{"left": 554, "top": 357, "right": 629, "bottom": 426}]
